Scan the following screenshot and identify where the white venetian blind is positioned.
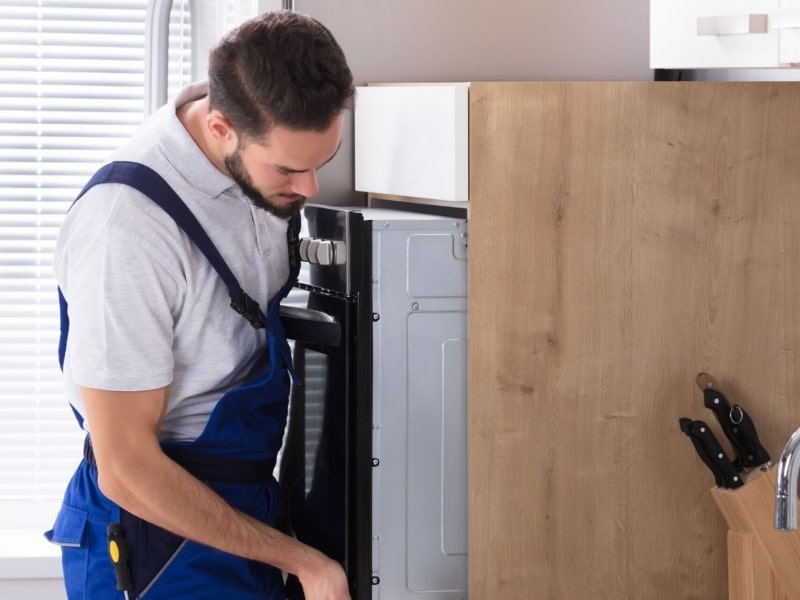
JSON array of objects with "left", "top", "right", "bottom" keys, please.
[
  {"left": 167, "top": 0, "right": 192, "bottom": 102},
  {"left": 0, "top": 0, "right": 148, "bottom": 531}
]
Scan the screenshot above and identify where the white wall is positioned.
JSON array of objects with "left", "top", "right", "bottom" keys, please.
[
  {"left": 0, "top": 579, "right": 65, "bottom": 600},
  {"left": 294, "top": 0, "right": 654, "bottom": 204},
  {"left": 0, "top": 549, "right": 65, "bottom": 600}
]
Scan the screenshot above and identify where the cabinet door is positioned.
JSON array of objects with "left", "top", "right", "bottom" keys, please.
[
  {"left": 354, "top": 84, "right": 469, "bottom": 203},
  {"left": 651, "top": 0, "right": 781, "bottom": 68},
  {"left": 468, "top": 81, "right": 800, "bottom": 600}
]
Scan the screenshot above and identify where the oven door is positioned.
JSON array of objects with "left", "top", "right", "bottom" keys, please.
[{"left": 279, "top": 289, "right": 372, "bottom": 600}]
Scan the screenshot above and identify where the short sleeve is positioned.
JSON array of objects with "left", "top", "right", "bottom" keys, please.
[{"left": 59, "top": 201, "right": 184, "bottom": 392}]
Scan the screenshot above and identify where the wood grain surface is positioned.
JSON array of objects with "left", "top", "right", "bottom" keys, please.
[{"left": 468, "top": 81, "right": 800, "bottom": 599}]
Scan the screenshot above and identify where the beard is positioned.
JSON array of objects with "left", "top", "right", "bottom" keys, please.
[{"left": 224, "top": 150, "right": 305, "bottom": 219}]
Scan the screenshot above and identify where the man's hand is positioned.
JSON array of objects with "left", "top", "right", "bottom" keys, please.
[{"left": 297, "top": 552, "right": 351, "bottom": 600}]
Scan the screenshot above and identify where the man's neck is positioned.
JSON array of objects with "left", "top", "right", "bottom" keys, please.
[{"left": 176, "top": 96, "right": 228, "bottom": 174}]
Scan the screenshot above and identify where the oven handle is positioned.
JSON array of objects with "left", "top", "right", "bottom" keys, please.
[{"left": 279, "top": 305, "right": 342, "bottom": 347}]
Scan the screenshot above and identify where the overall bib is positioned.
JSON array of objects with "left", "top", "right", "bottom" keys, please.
[{"left": 46, "top": 161, "right": 300, "bottom": 600}]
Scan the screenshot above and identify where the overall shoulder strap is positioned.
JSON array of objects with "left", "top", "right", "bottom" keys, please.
[
  {"left": 286, "top": 212, "right": 302, "bottom": 285},
  {"left": 71, "top": 160, "right": 269, "bottom": 329}
]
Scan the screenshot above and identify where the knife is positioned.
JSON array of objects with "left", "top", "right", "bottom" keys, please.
[
  {"left": 679, "top": 417, "right": 744, "bottom": 489},
  {"left": 695, "top": 372, "right": 771, "bottom": 472},
  {"left": 679, "top": 418, "right": 726, "bottom": 488}
]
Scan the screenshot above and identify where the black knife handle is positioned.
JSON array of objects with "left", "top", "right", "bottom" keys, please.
[
  {"left": 679, "top": 418, "right": 725, "bottom": 487},
  {"left": 703, "top": 388, "right": 770, "bottom": 469},
  {"left": 681, "top": 418, "right": 743, "bottom": 489},
  {"left": 729, "top": 406, "right": 771, "bottom": 468},
  {"left": 679, "top": 418, "right": 743, "bottom": 488},
  {"left": 702, "top": 388, "right": 746, "bottom": 470},
  {"left": 693, "top": 419, "right": 744, "bottom": 489}
]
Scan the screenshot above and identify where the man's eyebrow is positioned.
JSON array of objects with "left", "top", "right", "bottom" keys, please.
[{"left": 274, "top": 140, "right": 343, "bottom": 174}]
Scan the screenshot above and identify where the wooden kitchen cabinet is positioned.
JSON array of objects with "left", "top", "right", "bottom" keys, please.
[
  {"left": 467, "top": 82, "right": 800, "bottom": 599},
  {"left": 650, "top": 0, "right": 800, "bottom": 68}
]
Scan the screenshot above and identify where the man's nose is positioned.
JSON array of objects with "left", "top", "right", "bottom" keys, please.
[{"left": 291, "top": 170, "right": 319, "bottom": 199}]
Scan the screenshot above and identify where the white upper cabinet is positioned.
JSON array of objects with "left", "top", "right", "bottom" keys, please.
[
  {"left": 651, "top": 0, "right": 800, "bottom": 68},
  {"left": 777, "top": 1, "right": 800, "bottom": 62},
  {"left": 354, "top": 84, "right": 469, "bottom": 203}
]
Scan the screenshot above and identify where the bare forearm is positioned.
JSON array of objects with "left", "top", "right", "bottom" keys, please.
[{"left": 98, "top": 448, "right": 321, "bottom": 576}]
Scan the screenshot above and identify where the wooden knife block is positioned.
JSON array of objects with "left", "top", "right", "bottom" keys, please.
[{"left": 710, "top": 468, "right": 800, "bottom": 600}]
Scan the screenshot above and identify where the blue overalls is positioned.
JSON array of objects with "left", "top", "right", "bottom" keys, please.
[{"left": 45, "top": 161, "right": 300, "bottom": 599}]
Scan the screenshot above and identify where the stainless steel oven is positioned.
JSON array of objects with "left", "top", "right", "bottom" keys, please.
[{"left": 279, "top": 204, "right": 469, "bottom": 600}]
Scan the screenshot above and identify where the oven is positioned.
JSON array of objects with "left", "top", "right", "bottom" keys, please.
[{"left": 279, "top": 204, "right": 468, "bottom": 600}]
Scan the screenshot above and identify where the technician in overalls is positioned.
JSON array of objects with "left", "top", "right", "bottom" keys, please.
[{"left": 46, "top": 11, "right": 354, "bottom": 600}]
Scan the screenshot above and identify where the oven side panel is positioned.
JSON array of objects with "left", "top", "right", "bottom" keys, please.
[{"left": 370, "top": 216, "right": 469, "bottom": 600}]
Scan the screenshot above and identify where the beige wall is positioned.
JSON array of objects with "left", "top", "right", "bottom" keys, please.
[{"left": 295, "top": 0, "right": 654, "bottom": 204}]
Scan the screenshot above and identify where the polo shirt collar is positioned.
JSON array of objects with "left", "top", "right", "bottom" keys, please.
[{"left": 161, "top": 81, "right": 239, "bottom": 200}]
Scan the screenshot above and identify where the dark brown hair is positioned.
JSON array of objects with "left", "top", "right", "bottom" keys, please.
[{"left": 208, "top": 10, "right": 354, "bottom": 139}]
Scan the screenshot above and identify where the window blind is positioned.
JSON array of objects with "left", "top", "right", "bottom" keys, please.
[
  {"left": 167, "top": 0, "right": 192, "bottom": 103},
  {"left": 0, "top": 0, "right": 148, "bottom": 532}
]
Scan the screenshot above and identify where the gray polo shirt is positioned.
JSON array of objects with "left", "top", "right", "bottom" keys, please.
[{"left": 55, "top": 82, "right": 290, "bottom": 442}]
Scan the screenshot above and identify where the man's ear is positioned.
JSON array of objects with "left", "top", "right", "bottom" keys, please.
[{"left": 206, "top": 110, "right": 237, "bottom": 145}]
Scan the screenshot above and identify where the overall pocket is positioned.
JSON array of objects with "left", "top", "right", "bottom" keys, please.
[
  {"left": 45, "top": 503, "right": 89, "bottom": 600},
  {"left": 138, "top": 540, "right": 279, "bottom": 600},
  {"left": 119, "top": 508, "right": 185, "bottom": 599}
]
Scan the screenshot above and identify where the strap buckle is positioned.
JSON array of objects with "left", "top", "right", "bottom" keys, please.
[
  {"left": 230, "top": 292, "right": 266, "bottom": 329},
  {"left": 287, "top": 213, "right": 301, "bottom": 280}
]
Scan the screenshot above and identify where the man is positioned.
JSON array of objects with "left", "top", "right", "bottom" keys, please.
[{"left": 46, "top": 10, "right": 354, "bottom": 600}]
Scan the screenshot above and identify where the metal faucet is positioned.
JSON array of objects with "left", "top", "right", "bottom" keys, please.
[{"left": 775, "top": 426, "right": 800, "bottom": 531}]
